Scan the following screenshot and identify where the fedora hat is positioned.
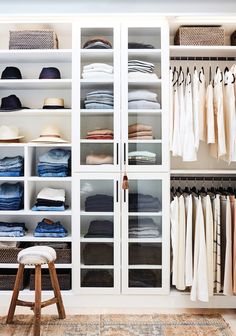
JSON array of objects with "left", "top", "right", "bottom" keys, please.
[
  {"left": 39, "top": 67, "right": 61, "bottom": 79},
  {"left": 0, "top": 125, "right": 24, "bottom": 141},
  {"left": 1, "top": 66, "right": 22, "bottom": 79},
  {"left": 42, "top": 97, "right": 65, "bottom": 109},
  {"left": 30, "top": 125, "right": 67, "bottom": 143},
  {"left": 0, "top": 95, "right": 29, "bottom": 111}
]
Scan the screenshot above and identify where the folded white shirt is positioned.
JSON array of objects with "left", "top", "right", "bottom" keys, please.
[
  {"left": 83, "top": 63, "right": 113, "bottom": 72},
  {"left": 128, "top": 90, "right": 158, "bottom": 102},
  {"left": 128, "top": 72, "right": 158, "bottom": 80},
  {"left": 37, "top": 187, "right": 65, "bottom": 202},
  {"left": 128, "top": 100, "right": 160, "bottom": 109},
  {"left": 83, "top": 67, "right": 113, "bottom": 74},
  {"left": 82, "top": 72, "right": 114, "bottom": 80}
]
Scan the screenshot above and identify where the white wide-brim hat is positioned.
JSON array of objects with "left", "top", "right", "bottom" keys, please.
[
  {"left": 0, "top": 125, "right": 24, "bottom": 140},
  {"left": 30, "top": 125, "right": 67, "bottom": 143}
]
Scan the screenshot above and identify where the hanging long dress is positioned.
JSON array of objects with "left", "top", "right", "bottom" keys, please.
[
  {"left": 170, "top": 196, "right": 179, "bottom": 286},
  {"left": 172, "top": 83, "right": 182, "bottom": 157},
  {"left": 185, "top": 194, "right": 193, "bottom": 286},
  {"left": 206, "top": 82, "right": 215, "bottom": 144},
  {"left": 193, "top": 69, "right": 200, "bottom": 150},
  {"left": 198, "top": 70, "right": 206, "bottom": 142}
]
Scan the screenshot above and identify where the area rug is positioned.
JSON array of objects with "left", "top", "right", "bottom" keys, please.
[{"left": 0, "top": 314, "right": 232, "bottom": 336}]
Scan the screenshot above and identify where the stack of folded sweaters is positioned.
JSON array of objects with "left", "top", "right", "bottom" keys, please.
[
  {"left": 84, "top": 90, "right": 114, "bottom": 109},
  {"left": 128, "top": 89, "right": 160, "bottom": 109},
  {"left": 0, "top": 155, "right": 24, "bottom": 177},
  {"left": 129, "top": 193, "right": 161, "bottom": 212},
  {"left": 83, "top": 38, "right": 112, "bottom": 49},
  {"left": 85, "top": 194, "right": 113, "bottom": 212},
  {"left": 32, "top": 187, "right": 66, "bottom": 211},
  {"left": 128, "top": 123, "right": 153, "bottom": 140},
  {"left": 86, "top": 154, "right": 113, "bottom": 165},
  {"left": 34, "top": 218, "right": 68, "bottom": 238},
  {"left": 0, "top": 221, "right": 27, "bottom": 237},
  {"left": 82, "top": 270, "right": 113, "bottom": 287},
  {"left": 38, "top": 148, "right": 71, "bottom": 177},
  {"left": 128, "top": 59, "right": 158, "bottom": 80},
  {"left": 128, "top": 151, "right": 157, "bottom": 165},
  {"left": 129, "top": 243, "right": 162, "bottom": 265},
  {"left": 129, "top": 269, "right": 161, "bottom": 288},
  {"left": 84, "top": 220, "right": 113, "bottom": 238},
  {"left": 83, "top": 243, "right": 113, "bottom": 265},
  {"left": 85, "top": 128, "right": 113, "bottom": 140},
  {"left": 0, "top": 182, "right": 23, "bottom": 210},
  {"left": 129, "top": 217, "right": 161, "bottom": 238},
  {"left": 82, "top": 63, "right": 113, "bottom": 80}
]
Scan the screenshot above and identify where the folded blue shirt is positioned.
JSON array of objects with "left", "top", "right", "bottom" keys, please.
[
  {"left": 34, "top": 232, "right": 67, "bottom": 237},
  {"left": 0, "top": 182, "right": 23, "bottom": 199},
  {"left": 39, "top": 149, "right": 71, "bottom": 165},
  {"left": 31, "top": 205, "right": 65, "bottom": 211}
]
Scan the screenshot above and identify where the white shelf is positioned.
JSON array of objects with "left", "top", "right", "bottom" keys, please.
[
  {"left": 0, "top": 109, "right": 72, "bottom": 116},
  {"left": 128, "top": 79, "right": 161, "bottom": 88},
  {"left": 0, "top": 263, "right": 72, "bottom": 268},
  {"left": 80, "top": 139, "right": 114, "bottom": 143},
  {"left": 80, "top": 79, "right": 113, "bottom": 88},
  {"left": 80, "top": 264, "right": 114, "bottom": 269},
  {"left": 27, "top": 209, "right": 72, "bottom": 216},
  {"left": 80, "top": 109, "right": 114, "bottom": 116},
  {"left": 0, "top": 176, "right": 24, "bottom": 181},
  {"left": 80, "top": 211, "right": 114, "bottom": 216},
  {"left": 128, "top": 49, "right": 161, "bottom": 62},
  {"left": 28, "top": 176, "right": 72, "bottom": 181},
  {"left": 171, "top": 170, "right": 236, "bottom": 175},
  {"left": 0, "top": 210, "right": 25, "bottom": 215},
  {"left": 128, "top": 139, "right": 162, "bottom": 143},
  {"left": 0, "top": 79, "right": 72, "bottom": 90},
  {"left": 80, "top": 49, "right": 113, "bottom": 62},
  {"left": 80, "top": 236, "right": 114, "bottom": 243},
  {"left": 170, "top": 45, "right": 236, "bottom": 58},
  {"left": 0, "top": 233, "right": 72, "bottom": 242},
  {"left": 128, "top": 109, "right": 162, "bottom": 115},
  {"left": 0, "top": 49, "right": 72, "bottom": 63},
  {"left": 27, "top": 143, "right": 71, "bottom": 148},
  {"left": 128, "top": 265, "right": 162, "bottom": 269},
  {"left": 128, "top": 212, "right": 162, "bottom": 216},
  {"left": 128, "top": 238, "right": 162, "bottom": 243}
]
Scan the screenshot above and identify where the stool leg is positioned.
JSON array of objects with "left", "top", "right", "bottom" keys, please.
[
  {"left": 34, "top": 265, "right": 41, "bottom": 336},
  {"left": 48, "top": 262, "right": 66, "bottom": 319},
  {"left": 6, "top": 263, "right": 25, "bottom": 324}
]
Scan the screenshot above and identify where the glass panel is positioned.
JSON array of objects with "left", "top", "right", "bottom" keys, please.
[
  {"left": 81, "top": 28, "right": 114, "bottom": 49},
  {"left": 81, "top": 269, "right": 114, "bottom": 287},
  {"left": 80, "top": 143, "right": 114, "bottom": 166},
  {"left": 128, "top": 216, "right": 162, "bottom": 239},
  {"left": 81, "top": 242, "right": 114, "bottom": 266},
  {"left": 129, "top": 269, "right": 162, "bottom": 288},
  {"left": 128, "top": 85, "right": 162, "bottom": 110},
  {"left": 129, "top": 243, "right": 162, "bottom": 265},
  {"left": 128, "top": 143, "right": 162, "bottom": 166},
  {"left": 80, "top": 115, "right": 114, "bottom": 139},
  {"left": 128, "top": 27, "right": 161, "bottom": 49},
  {"left": 81, "top": 215, "right": 114, "bottom": 238}
]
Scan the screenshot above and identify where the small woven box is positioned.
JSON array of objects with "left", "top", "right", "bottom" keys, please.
[
  {"left": 9, "top": 29, "right": 58, "bottom": 49},
  {"left": 174, "top": 26, "right": 225, "bottom": 46}
]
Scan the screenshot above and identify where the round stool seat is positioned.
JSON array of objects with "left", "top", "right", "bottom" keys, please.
[{"left": 18, "top": 246, "right": 57, "bottom": 265}]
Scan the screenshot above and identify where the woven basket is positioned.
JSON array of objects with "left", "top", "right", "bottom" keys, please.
[
  {"left": 0, "top": 247, "right": 23, "bottom": 263},
  {"left": 55, "top": 248, "right": 71, "bottom": 264},
  {"left": 9, "top": 30, "right": 58, "bottom": 49},
  {"left": 174, "top": 26, "right": 225, "bottom": 46},
  {"left": 0, "top": 269, "right": 25, "bottom": 290},
  {"left": 30, "top": 270, "right": 71, "bottom": 291}
]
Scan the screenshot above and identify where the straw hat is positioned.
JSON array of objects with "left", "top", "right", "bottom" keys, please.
[
  {"left": 0, "top": 125, "right": 24, "bottom": 140},
  {"left": 43, "top": 98, "right": 65, "bottom": 109},
  {"left": 30, "top": 125, "right": 67, "bottom": 143}
]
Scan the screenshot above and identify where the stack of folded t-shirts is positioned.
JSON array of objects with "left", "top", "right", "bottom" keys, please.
[
  {"left": 128, "top": 89, "right": 160, "bottom": 109},
  {"left": 34, "top": 218, "right": 68, "bottom": 238},
  {"left": 128, "top": 42, "right": 154, "bottom": 49},
  {"left": 0, "top": 182, "right": 23, "bottom": 210},
  {"left": 32, "top": 187, "right": 66, "bottom": 211},
  {"left": 0, "top": 221, "right": 27, "bottom": 237},
  {"left": 84, "top": 220, "right": 113, "bottom": 238},
  {"left": 129, "top": 217, "right": 161, "bottom": 238},
  {"left": 82, "top": 270, "right": 113, "bottom": 287},
  {"left": 128, "top": 123, "right": 153, "bottom": 140},
  {"left": 128, "top": 59, "right": 157, "bottom": 81},
  {"left": 129, "top": 193, "right": 161, "bottom": 212},
  {"left": 84, "top": 90, "right": 114, "bottom": 109},
  {"left": 38, "top": 148, "right": 71, "bottom": 177},
  {"left": 82, "top": 63, "right": 113, "bottom": 80},
  {"left": 129, "top": 269, "right": 160, "bottom": 288},
  {"left": 86, "top": 153, "right": 113, "bottom": 165},
  {"left": 129, "top": 243, "right": 162, "bottom": 265},
  {"left": 0, "top": 155, "right": 24, "bottom": 177},
  {"left": 85, "top": 128, "right": 113, "bottom": 140},
  {"left": 128, "top": 151, "right": 157, "bottom": 165},
  {"left": 83, "top": 243, "right": 113, "bottom": 265},
  {"left": 85, "top": 194, "right": 113, "bottom": 212},
  {"left": 83, "top": 38, "right": 112, "bottom": 49}
]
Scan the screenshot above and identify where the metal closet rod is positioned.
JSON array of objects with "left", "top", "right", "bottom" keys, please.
[
  {"left": 171, "top": 176, "right": 236, "bottom": 181},
  {"left": 170, "top": 56, "right": 236, "bottom": 61}
]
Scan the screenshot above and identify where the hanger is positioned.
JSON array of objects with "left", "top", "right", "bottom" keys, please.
[{"left": 209, "top": 65, "right": 212, "bottom": 84}]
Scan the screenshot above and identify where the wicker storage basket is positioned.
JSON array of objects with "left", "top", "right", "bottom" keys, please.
[
  {"left": 174, "top": 26, "right": 225, "bottom": 46},
  {"left": 0, "top": 247, "right": 23, "bottom": 263},
  {"left": 55, "top": 248, "right": 71, "bottom": 264},
  {"left": 30, "top": 269, "right": 71, "bottom": 291},
  {"left": 0, "top": 269, "right": 25, "bottom": 290},
  {"left": 9, "top": 30, "right": 58, "bottom": 49}
]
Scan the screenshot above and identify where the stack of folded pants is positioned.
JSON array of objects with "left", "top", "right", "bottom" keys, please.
[
  {"left": 82, "top": 63, "right": 113, "bottom": 80},
  {"left": 128, "top": 151, "right": 157, "bottom": 165},
  {"left": 128, "top": 89, "right": 160, "bottom": 109},
  {"left": 83, "top": 38, "right": 112, "bottom": 49},
  {"left": 84, "top": 220, "right": 113, "bottom": 238},
  {"left": 128, "top": 42, "right": 154, "bottom": 49},
  {"left": 128, "top": 123, "right": 153, "bottom": 139},
  {"left": 82, "top": 270, "right": 113, "bottom": 287},
  {"left": 86, "top": 154, "right": 113, "bottom": 165},
  {"left": 34, "top": 218, "right": 68, "bottom": 237},
  {"left": 0, "top": 182, "right": 24, "bottom": 210},
  {"left": 85, "top": 128, "right": 113, "bottom": 140},
  {"left": 128, "top": 59, "right": 158, "bottom": 81},
  {"left": 129, "top": 243, "right": 162, "bottom": 265},
  {"left": 38, "top": 148, "right": 71, "bottom": 177},
  {"left": 0, "top": 221, "right": 27, "bottom": 237},
  {"left": 83, "top": 243, "right": 113, "bottom": 265},
  {"left": 129, "top": 217, "right": 161, "bottom": 238},
  {"left": 0, "top": 155, "right": 24, "bottom": 177},
  {"left": 32, "top": 187, "right": 66, "bottom": 211},
  {"left": 85, "top": 194, "right": 113, "bottom": 212},
  {"left": 84, "top": 90, "right": 114, "bottom": 109},
  {"left": 129, "top": 193, "right": 161, "bottom": 212},
  {"left": 129, "top": 269, "right": 160, "bottom": 287}
]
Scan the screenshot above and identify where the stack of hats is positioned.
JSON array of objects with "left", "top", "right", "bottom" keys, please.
[
  {"left": 128, "top": 89, "right": 160, "bottom": 109},
  {"left": 129, "top": 217, "right": 161, "bottom": 238},
  {"left": 34, "top": 218, "right": 68, "bottom": 238},
  {"left": 32, "top": 187, "right": 66, "bottom": 211},
  {"left": 128, "top": 151, "right": 157, "bottom": 165},
  {"left": 84, "top": 90, "right": 114, "bottom": 109},
  {"left": 85, "top": 128, "right": 113, "bottom": 140},
  {"left": 37, "top": 148, "right": 71, "bottom": 177},
  {"left": 0, "top": 155, "right": 24, "bottom": 177},
  {"left": 128, "top": 123, "right": 153, "bottom": 140},
  {"left": 128, "top": 59, "right": 158, "bottom": 80},
  {"left": 85, "top": 194, "right": 113, "bottom": 212},
  {"left": 84, "top": 220, "right": 113, "bottom": 238},
  {"left": 0, "top": 182, "right": 23, "bottom": 210},
  {"left": 0, "top": 221, "right": 27, "bottom": 237},
  {"left": 129, "top": 193, "right": 161, "bottom": 212},
  {"left": 30, "top": 126, "right": 67, "bottom": 143},
  {"left": 82, "top": 63, "right": 113, "bottom": 80},
  {"left": 83, "top": 38, "right": 112, "bottom": 49}
]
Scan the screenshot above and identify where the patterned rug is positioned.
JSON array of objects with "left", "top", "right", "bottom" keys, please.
[{"left": 0, "top": 314, "right": 232, "bottom": 336}]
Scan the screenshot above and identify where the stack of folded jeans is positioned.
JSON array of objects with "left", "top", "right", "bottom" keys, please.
[
  {"left": 33, "top": 218, "right": 68, "bottom": 237},
  {"left": 84, "top": 220, "right": 113, "bottom": 238},
  {"left": 128, "top": 151, "right": 157, "bottom": 165},
  {"left": 128, "top": 123, "right": 153, "bottom": 139},
  {"left": 85, "top": 194, "right": 113, "bottom": 212},
  {"left": 129, "top": 217, "right": 161, "bottom": 238},
  {"left": 128, "top": 89, "right": 160, "bottom": 109},
  {"left": 85, "top": 128, "right": 113, "bottom": 140},
  {"left": 82, "top": 63, "right": 113, "bottom": 80},
  {"left": 0, "top": 221, "right": 27, "bottom": 237},
  {"left": 128, "top": 42, "right": 154, "bottom": 49},
  {"left": 37, "top": 148, "right": 71, "bottom": 177},
  {"left": 86, "top": 154, "right": 113, "bottom": 165},
  {"left": 128, "top": 59, "right": 158, "bottom": 80},
  {"left": 0, "top": 155, "right": 24, "bottom": 177},
  {"left": 83, "top": 243, "right": 113, "bottom": 265},
  {"left": 82, "top": 270, "right": 113, "bottom": 287},
  {"left": 83, "top": 38, "right": 112, "bottom": 49},
  {"left": 129, "top": 269, "right": 160, "bottom": 287},
  {"left": 0, "top": 182, "right": 24, "bottom": 210},
  {"left": 32, "top": 187, "right": 66, "bottom": 211},
  {"left": 129, "top": 193, "right": 161, "bottom": 212},
  {"left": 84, "top": 90, "right": 114, "bottom": 109},
  {"left": 129, "top": 243, "right": 162, "bottom": 265}
]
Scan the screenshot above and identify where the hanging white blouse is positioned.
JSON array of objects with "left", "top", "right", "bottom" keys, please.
[
  {"left": 176, "top": 195, "right": 186, "bottom": 290},
  {"left": 198, "top": 70, "right": 206, "bottom": 142},
  {"left": 178, "top": 82, "right": 185, "bottom": 156},
  {"left": 206, "top": 82, "right": 215, "bottom": 144},
  {"left": 185, "top": 194, "right": 193, "bottom": 286},
  {"left": 169, "top": 68, "right": 174, "bottom": 151},
  {"left": 213, "top": 194, "right": 221, "bottom": 294},
  {"left": 170, "top": 196, "right": 179, "bottom": 286},
  {"left": 223, "top": 196, "right": 233, "bottom": 296},
  {"left": 193, "top": 69, "right": 200, "bottom": 150},
  {"left": 172, "top": 83, "right": 182, "bottom": 157}
]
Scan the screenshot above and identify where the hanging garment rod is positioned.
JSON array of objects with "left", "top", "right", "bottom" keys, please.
[
  {"left": 171, "top": 176, "right": 236, "bottom": 181},
  {"left": 170, "top": 56, "right": 236, "bottom": 61}
]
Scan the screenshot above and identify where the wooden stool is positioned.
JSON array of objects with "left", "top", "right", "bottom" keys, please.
[{"left": 6, "top": 246, "right": 66, "bottom": 336}]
